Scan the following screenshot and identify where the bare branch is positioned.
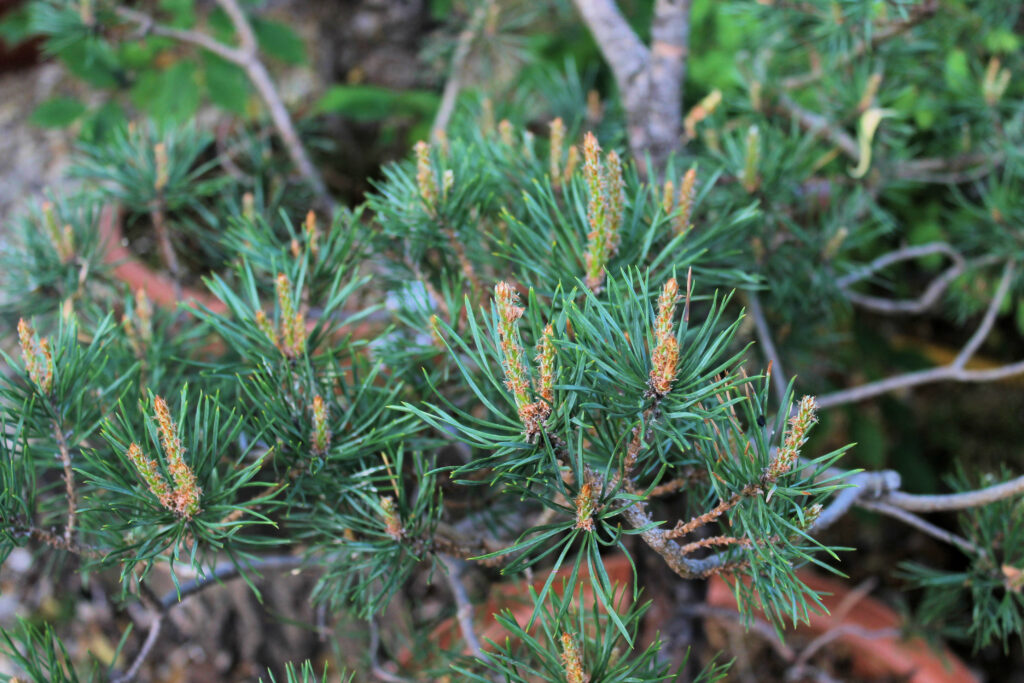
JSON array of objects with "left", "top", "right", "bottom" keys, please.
[
  {"left": 432, "top": 1, "right": 495, "bottom": 137},
  {"left": 816, "top": 359, "right": 1024, "bottom": 409},
  {"left": 111, "top": 555, "right": 312, "bottom": 682},
  {"left": 810, "top": 470, "right": 901, "bottom": 533},
  {"left": 114, "top": 7, "right": 245, "bottom": 63},
  {"left": 111, "top": 615, "right": 164, "bottom": 683},
  {"left": 836, "top": 242, "right": 962, "bottom": 289},
  {"left": 881, "top": 473, "right": 1024, "bottom": 513},
  {"left": 818, "top": 260, "right": 1021, "bottom": 409},
  {"left": 746, "top": 290, "right": 787, "bottom": 403},
  {"left": 954, "top": 260, "right": 1015, "bottom": 368},
  {"left": 857, "top": 500, "right": 984, "bottom": 555},
  {"left": 441, "top": 555, "right": 490, "bottom": 663}
]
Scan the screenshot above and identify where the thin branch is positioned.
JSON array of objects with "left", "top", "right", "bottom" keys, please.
[
  {"left": 775, "top": 94, "right": 859, "bottom": 162},
  {"left": 746, "top": 290, "right": 787, "bottom": 403},
  {"left": 810, "top": 470, "right": 901, "bottom": 533},
  {"left": 881, "top": 473, "right": 1024, "bottom": 513},
  {"left": 818, "top": 260, "right": 1020, "bottom": 409},
  {"left": 111, "top": 615, "right": 164, "bottom": 683},
  {"left": 51, "top": 421, "right": 76, "bottom": 545},
  {"left": 441, "top": 555, "right": 490, "bottom": 663},
  {"left": 954, "top": 260, "right": 1014, "bottom": 368},
  {"left": 369, "top": 617, "right": 416, "bottom": 683},
  {"left": 432, "top": 0, "right": 494, "bottom": 137},
  {"left": 111, "top": 555, "right": 312, "bottom": 682},
  {"left": 836, "top": 241, "right": 962, "bottom": 289},
  {"left": 857, "top": 500, "right": 984, "bottom": 555},
  {"left": 893, "top": 151, "right": 1005, "bottom": 184},
  {"left": 115, "top": 7, "right": 245, "bottom": 63}
]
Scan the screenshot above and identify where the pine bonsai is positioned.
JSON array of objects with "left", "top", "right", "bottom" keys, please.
[{"left": 1, "top": 0, "right": 1022, "bottom": 680}]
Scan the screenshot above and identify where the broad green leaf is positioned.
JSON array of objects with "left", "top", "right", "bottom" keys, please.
[
  {"left": 202, "top": 51, "right": 250, "bottom": 115},
  {"left": 29, "top": 96, "right": 86, "bottom": 128},
  {"left": 252, "top": 18, "right": 306, "bottom": 65}
]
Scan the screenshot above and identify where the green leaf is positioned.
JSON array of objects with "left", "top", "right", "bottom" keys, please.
[
  {"left": 78, "top": 100, "right": 127, "bottom": 143},
  {"left": 252, "top": 18, "right": 306, "bottom": 65},
  {"left": 131, "top": 59, "right": 201, "bottom": 123},
  {"left": 57, "top": 40, "right": 120, "bottom": 88},
  {"left": 943, "top": 49, "right": 970, "bottom": 94},
  {"left": 314, "top": 85, "right": 438, "bottom": 121},
  {"left": 158, "top": 0, "right": 197, "bottom": 28},
  {"left": 202, "top": 51, "right": 250, "bottom": 115},
  {"left": 29, "top": 97, "right": 87, "bottom": 128}
]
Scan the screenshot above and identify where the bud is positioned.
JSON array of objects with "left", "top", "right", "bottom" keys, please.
[
  {"left": 126, "top": 442, "right": 173, "bottom": 510},
  {"left": 661, "top": 179, "right": 675, "bottom": 216},
  {"left": 672, "top": 167, "right": 696, "bottom": 236},
  {"left": 498, "top": 119, "right": 514, "bottom": 146},
  {"left": 563, "top": 145, "right": 580, "bottom": 185},
  {"left": 242, "top": 192, "right": 256, "bottom": 221},
  {"left": 573, "top": 483, "right": 597, "bottom": 532},
  {"left": 648, "top": 279, "right": 680, "bottom": 397},
  {"left": 311, "top": 395, "right": 331, "bottom": 457},
  {"left": 534, "top": 324, "right": 555, "bottom": 405},
  {"left": 494, "top": 282, "right": 530, "bottom": 411},
  {"left": 154, "top": 143, "right": 169, "bottom": 192},
  {"left": 255, "top": 310, "right": 278, "bottom": 348},
  {"left": 275, "top": 272, "right": 306, "bottom": 358},
  {"left": 152, "top": 395, "right": 201, "bottom": 519},
  {"left": 549, "top": 117, "right": 565, "bottom": 187},
  {"left": 17, "top": 318, "right": 53, "bottom": 395},
  {"left": 380, "top": 496, "right": 404, "bottom": 540},
  {"left": 764, "top": 395, "right": 818, "bottom": 483},
  {"left": 741, "top": 125, "right": 760, "bottom": 194},
  {"left": 560, "top": 632, "right": 589, "bottom": 683},
  {"left": 305, "top": 210, "right": 320, "bottom": 259},
  {"left": 414, "top": 140, "right": 438, "bottom": 211}
]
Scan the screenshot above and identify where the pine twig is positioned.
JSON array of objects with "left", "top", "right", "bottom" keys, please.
[
  {"left": 858, "top": 500, "right": 984, "bottom": 555},
  {"left": 51, "top": 420, "right": 76, "bottom": 546}
]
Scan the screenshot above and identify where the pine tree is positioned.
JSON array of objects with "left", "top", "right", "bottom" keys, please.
[{"left": 1, "top": 0, "right": 1023, "bottom": 680}]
